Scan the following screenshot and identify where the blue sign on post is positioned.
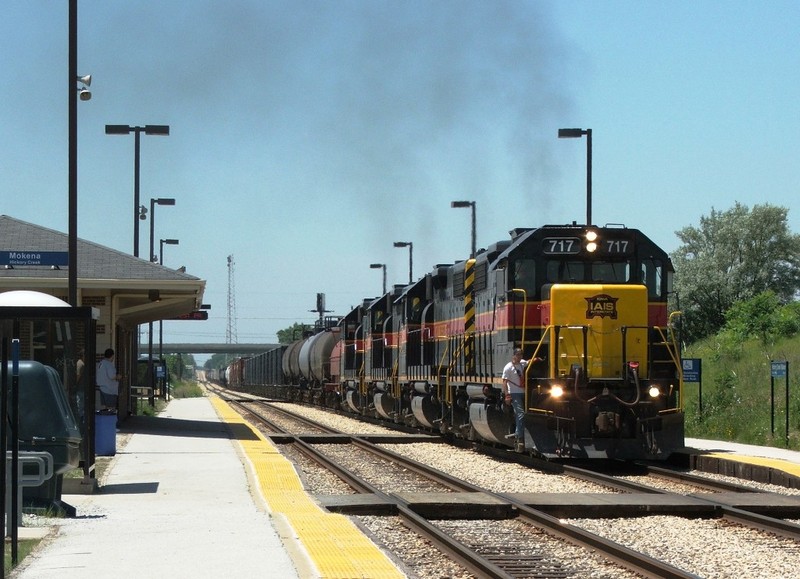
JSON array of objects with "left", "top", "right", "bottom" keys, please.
[
  {"left": 769, "top": 360, "right": 790, "bottom": 445},
  {"left": 771, "top": 361, "right": 788, "bottom": 378},
  {"left": 682, "top": 358, "right": 701, "bottom": 383}
]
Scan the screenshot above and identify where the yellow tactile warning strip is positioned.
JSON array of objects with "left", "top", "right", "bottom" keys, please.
[
  {"left": 705, "top": 451, "right": 800, "bottom": 478},
  {"left": 210, "top": 395, "right": 405, "bottom": 578}
]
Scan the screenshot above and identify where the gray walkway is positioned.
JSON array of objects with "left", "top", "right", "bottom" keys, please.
[{"left": 11, "top": 397, "right": 300, "bottom": 578}]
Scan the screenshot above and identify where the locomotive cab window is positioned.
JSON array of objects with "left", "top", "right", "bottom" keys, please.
[
  {"left": 641, "top": 258, "right": 664, "bottom": 298},
  {"left": 546, "top": 260, "right": 584, "bottom": 283},
  {"left": 512, "top": 259, "right": 536, "bottom": 295},
  {"left": 591, "top": 260, "right": 630, "bottom": 283}
]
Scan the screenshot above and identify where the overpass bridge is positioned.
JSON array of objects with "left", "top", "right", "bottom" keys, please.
[{"left": 140, "top": 343, "right": 281, "bottom": 355}]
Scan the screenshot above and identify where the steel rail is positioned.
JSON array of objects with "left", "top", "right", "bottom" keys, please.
[{"left": 348, "top": 439, "right": 699, "bottom": 579}]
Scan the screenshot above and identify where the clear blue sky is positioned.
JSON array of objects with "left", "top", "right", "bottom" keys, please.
[{"left": 2, "top": 1, "right": 799, "bottom": 348}]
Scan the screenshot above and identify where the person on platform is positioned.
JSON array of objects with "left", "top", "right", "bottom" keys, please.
[{"left": 96, "top": 348, "right": 122, "bottom": 412}]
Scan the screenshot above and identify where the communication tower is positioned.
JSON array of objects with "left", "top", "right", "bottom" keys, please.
[{"left": 226, "top": 254, "right": 238, "bottom": 344}]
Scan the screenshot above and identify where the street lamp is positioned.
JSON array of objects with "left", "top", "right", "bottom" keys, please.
[
  {"left": 105, "top": 124, "right": 170, "bottom": 257},
  {"left": 393, "top": 241, "right": 413, "bottom": 284},
  {"left": 68, "top": 0, "right": 91, "bottom": 307},
  {"left": 159, "top": 239, "right": 180, "bottom": 362},
  {"left": 451, "top": 200, "right": 476, "bottom": 258},
  {"left": 369, "top": 263, "right": 387, "bottom": 295},
  {"left": 149, "top": 198, "right": 176, "bottom": 262},
  {"left": 145, "top": 198, "right": 176, "bottom": 398},
  {"left": 558, "top": 127, "right": 592, "bottom": 226}
]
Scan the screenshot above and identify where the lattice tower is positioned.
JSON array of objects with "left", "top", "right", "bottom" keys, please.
[{"left": 226, "top": 254, "right": 238, "bottom": 344}]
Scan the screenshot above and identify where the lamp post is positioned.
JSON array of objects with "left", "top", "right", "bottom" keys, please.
[
  {"left": 149, "top": 198, "right": 176, "bottom": 262},
  {"left": 393, "top": 241, "right": 413, "bottom": 284},
  {"left": 558, "top": 128, "right": 592, "bottom": 226},
  {"left": 159, "top": 239, "right": 180, "bottom": 362},
  {"left": 68, "top": 0, "right": 91, "bottom": 307},
  {"left": 144, "top": 199, "right": 176, "bottom": 402},
  {"left": 105, "top": 124, "right": 170, "bottom": 257},
  {"left": 369, "top": 263, "right": 387, "bottom": 295},
  {"left": 450, "top": 200, "right": 476, "bottom": 258}
]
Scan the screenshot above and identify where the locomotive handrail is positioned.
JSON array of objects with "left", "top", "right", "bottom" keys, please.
[
  {"left": 448, "top": 334, "right": 467, "bottom": 379},
  {"left": 654, "top": 323, "right": 684, "bottom": 410},
  {"left": 391, "top": 358, "right": 400, "bottom": 398},
  {"left": 522, "top": 325, "right": 557, "bottom": 412},
  {"left": 508, "top": 288, "right": 529, "bottom": 349},
  {"left": 437, "top": 340, "right": 452, "bottom": 404}
]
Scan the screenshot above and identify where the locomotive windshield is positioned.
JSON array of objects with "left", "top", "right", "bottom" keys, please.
[
  {"left": 543, "top": 259, "right": 630, "bottom": 284},
  {"left": 536, "top": 257, "right": 665, "bottom": 298},
  {"left": 504, "top": 226, "right": 672, "bottom": 301}
]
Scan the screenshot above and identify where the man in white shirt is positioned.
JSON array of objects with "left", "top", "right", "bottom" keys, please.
[
  {"left": 502, "top": 348, "right": 527, "bottom": 450},
  {"left": 96, "top": 348, "right": 122, "bottom": 411}
]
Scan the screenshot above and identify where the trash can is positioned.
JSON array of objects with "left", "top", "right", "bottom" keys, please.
[
  {"left": 95, "top": 412, "right": 117, "bottom": 456},
  {"left": 5, "top": 361, "right": 82, "bottom": 514}
]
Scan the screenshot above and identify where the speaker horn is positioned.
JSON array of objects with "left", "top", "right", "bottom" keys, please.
[{"left": 76, "top": 74, "right": 92, "bottom": 87}]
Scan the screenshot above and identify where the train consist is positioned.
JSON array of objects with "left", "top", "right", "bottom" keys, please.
[{"left": 220, "top": 223, "right": 685, "bottom": 460}]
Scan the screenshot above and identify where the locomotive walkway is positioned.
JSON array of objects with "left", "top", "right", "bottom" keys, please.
[{"left": 10, "top": 395, "right": 402, "bottom": 579}]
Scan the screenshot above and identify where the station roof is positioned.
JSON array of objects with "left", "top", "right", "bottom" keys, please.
[{"left": 0, "top": 215, "right": 206, "bottom": 327}]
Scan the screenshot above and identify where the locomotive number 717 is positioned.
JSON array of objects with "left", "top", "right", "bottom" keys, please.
[{"left": 604, "top": 239, "right": 629, "bottom": 254}]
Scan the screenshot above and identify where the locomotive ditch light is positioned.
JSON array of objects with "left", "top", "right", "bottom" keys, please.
[
  {"left": 550, "top": 384, "right": 565, "bottom": 398},
  {"left": 648, "top": 385, "right": 661, "bottom": 398}
]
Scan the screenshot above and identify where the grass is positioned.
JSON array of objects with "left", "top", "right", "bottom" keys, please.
[
  {"left": 683, "top": 332, "right": 800, "bottom": 450},
  {"left": 171, "top": 378, "right": 204, "bottom": 399},
  {"left": 4, "top": 540, "right": 39, "bottom": 573}
]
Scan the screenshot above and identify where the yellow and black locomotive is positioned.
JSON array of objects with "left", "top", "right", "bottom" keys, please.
[{"left": 229, "top": 223, "right": 684, "bottom": 460}]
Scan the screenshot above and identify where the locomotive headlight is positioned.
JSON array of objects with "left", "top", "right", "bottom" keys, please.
[
  {"left": 648, "top": 385, "right": 661, "bottom": 398},
  {"left": 585, "top": 229, "right": 599, "bottom": 253},
  {"left": 550, "top": 384, "right": 565, "bottom": 398}
]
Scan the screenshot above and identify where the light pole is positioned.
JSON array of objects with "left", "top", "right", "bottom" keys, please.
[
  {"left": 68, "top": 0, "right": 91, "bottom": 307},
  {"left": 369, "top": 263, "right": 387, "bottom": 295},
  {"left": 159, "top": 239, "right": 180, "bottom": 362},
  {"left": 149, "top": 198, "right": 176, "bottom": 262},
  {"left": 105, "top": 124, "right": 170, "bottom": 257},
  {"left": 393, "top": 241, "right": 413, "bottom": 284},
  {"left": 451, "top": 200, "right": 476, "bottom": 258},
  {"left": 558, "top": 127, "right": 592, "bottom": 226},
  {"left": 145, "top": 199, "right": 176, "bottom": 401}
]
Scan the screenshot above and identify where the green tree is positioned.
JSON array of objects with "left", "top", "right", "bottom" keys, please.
[
  {"left": 165, "top": 353, "right": 195, "bottom": 380},
  {"left": 724, "top": 291, "right": 800, "bottom": 345},
  {"left": 276, "top": 322, "right": 308, "bottom": 344},
  {"left": 724, "top": 291, "right": 780, "bottom": 343},
  {"left": 205, "top": 353, "right": 237, "bottom": 370},
  {"left": 672, "top": 202, "right": 800, "bottom": 343}
]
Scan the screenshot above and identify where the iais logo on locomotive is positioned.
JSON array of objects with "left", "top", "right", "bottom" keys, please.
[{"left": 585, "top": 294, "right": 619, "bottom": 319}]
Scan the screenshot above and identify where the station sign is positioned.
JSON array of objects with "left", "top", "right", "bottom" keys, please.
[
  {"left": 0, "top": 251, "right": 69, "bottom": 267},
  {"left": 682, "top": 358, "right": 701, "bottom": 382},
  {"left": 171, "top": 311, "right": 208, "bottom": 321}
]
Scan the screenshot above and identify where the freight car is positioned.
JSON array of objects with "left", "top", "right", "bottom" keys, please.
[{"left": 225, "top": 223, "right": 685, "bottom": 461}]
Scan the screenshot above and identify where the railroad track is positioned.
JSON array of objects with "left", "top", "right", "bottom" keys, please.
[
  {"left": 211, "top": 387, "right": 800, "bottom": 577},
  {"left": 226, "top": 396, "right": 701, "bottom": 578}
]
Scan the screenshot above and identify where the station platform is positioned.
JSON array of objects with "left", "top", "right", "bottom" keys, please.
[
  {"left": 685, "top": 437, "right": 800, "bottom": 487},
  {"left": 10, "top": 395, "right": 404, "bottom": 579}
]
